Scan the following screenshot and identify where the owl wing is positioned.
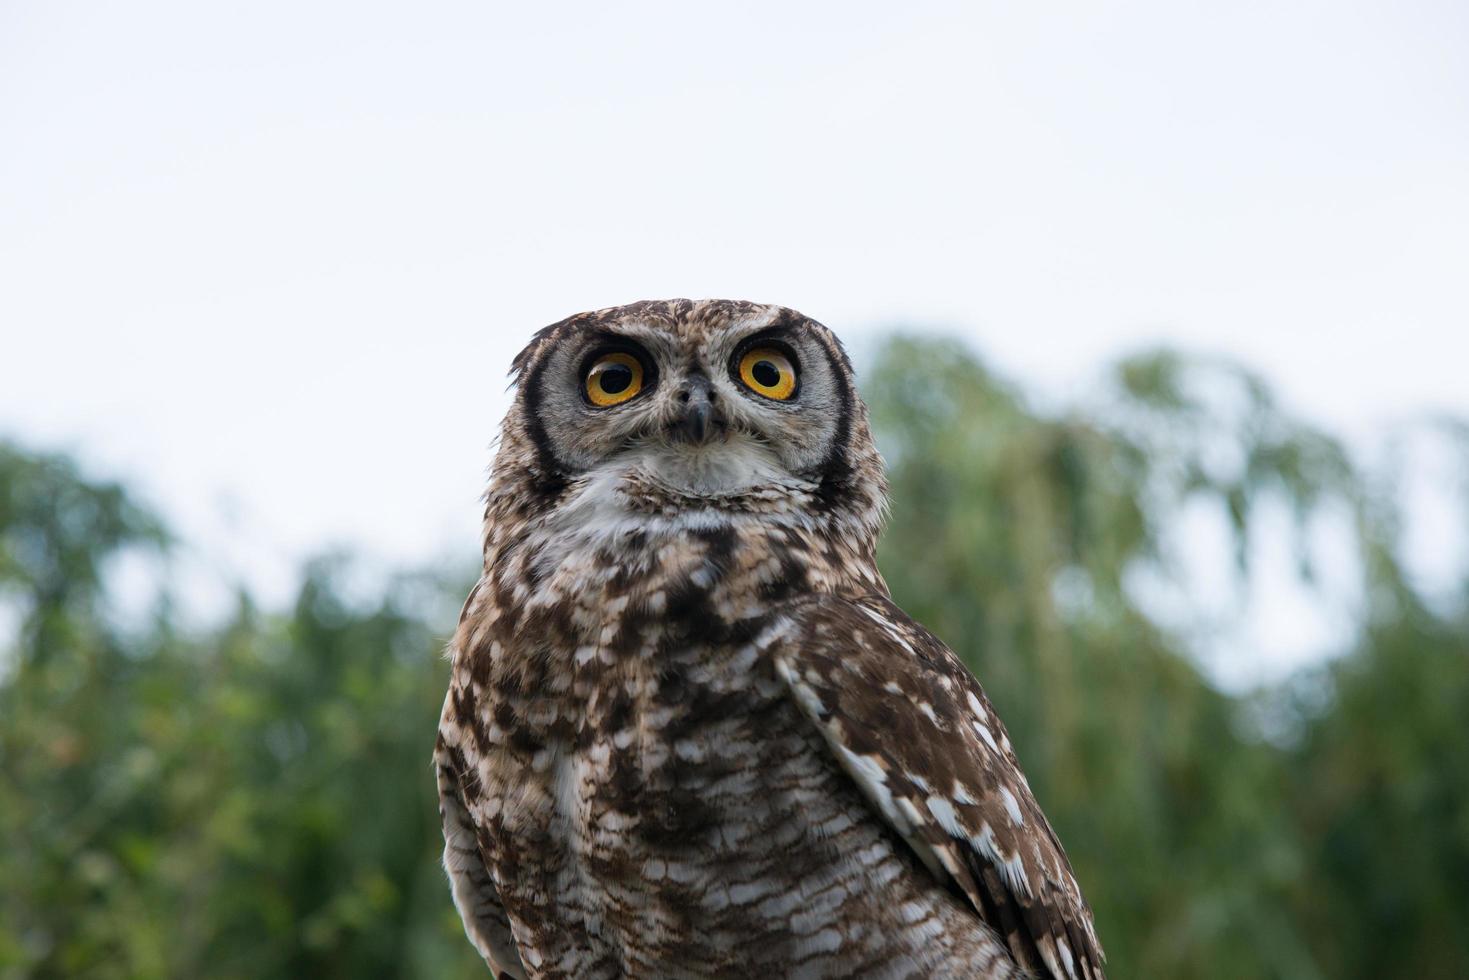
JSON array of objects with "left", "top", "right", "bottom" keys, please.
[
  {"left": 761, "top": 593, "right": 1105, "bottom": 980},
  {"left": 434, "top": 731, "right": 526, "bottom": 980}
]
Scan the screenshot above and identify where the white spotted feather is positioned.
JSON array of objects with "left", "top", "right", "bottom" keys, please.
[{"left": 764, "top": 594, "right": 1106, "bottom": 980}]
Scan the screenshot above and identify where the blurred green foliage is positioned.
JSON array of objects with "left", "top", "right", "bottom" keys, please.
[{"left": 3, "top": 339, "right": 1468, "bottom": 978}]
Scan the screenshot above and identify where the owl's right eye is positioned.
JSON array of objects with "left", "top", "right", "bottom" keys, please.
[{"left": 584, "top": 352, "right": 645, "bottom": 407}]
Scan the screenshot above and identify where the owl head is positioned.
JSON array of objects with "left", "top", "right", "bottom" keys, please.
[{"left": 488, "top": 299, "right": 886, "bottom": 539}]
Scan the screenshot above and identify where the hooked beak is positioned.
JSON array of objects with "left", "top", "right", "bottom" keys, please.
[{"left": 675, "top": 374, "right": 720, "bottom": 445}]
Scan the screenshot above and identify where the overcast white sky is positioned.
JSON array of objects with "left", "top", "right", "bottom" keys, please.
[{"left": 2, "top": 1, "right": 1466, "bottom": 685}]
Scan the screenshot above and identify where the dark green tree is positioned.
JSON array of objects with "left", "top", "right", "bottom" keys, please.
[
  {"left": 2, "top": 334, "right": 1466, "bottom": 978},
  {"left": 868, "top": 337, "right": 1469, "bottom": 978}
]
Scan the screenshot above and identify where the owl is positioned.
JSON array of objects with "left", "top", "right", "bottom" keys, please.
[{"left": 435, "top": 299, "right": 1105, "bottom": 979}]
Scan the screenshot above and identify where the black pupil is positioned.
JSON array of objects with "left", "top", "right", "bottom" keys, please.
[
  {"left": 752, "top": 360, "right": 781, "bottom": 388},
  {"left": 598, "top": 363, "right": 632, "bottom": 395}
]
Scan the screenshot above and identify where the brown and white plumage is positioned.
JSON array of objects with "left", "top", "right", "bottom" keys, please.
[
  {"left": 765, "top": 594, "right": 1103, "bottom": 979},
  {"left": 435, "top": 299, "right": 1105, "bottom": 978}
]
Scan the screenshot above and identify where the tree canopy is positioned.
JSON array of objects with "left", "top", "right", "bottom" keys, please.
[{"left": 3, "top": 339, "right": 1466, "bottom": 979}]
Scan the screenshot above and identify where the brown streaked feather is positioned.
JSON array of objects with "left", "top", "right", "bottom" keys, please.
[
  {"left": 763, "top": 593, "right": 1106, "bottom": 980},
  {"left": 435, "top": 734, "right": 526, "bottom": 978}
]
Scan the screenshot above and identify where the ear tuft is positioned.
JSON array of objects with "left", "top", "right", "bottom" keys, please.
[{"left": 510, "top": 322, "right": 564, "bottom": 381}]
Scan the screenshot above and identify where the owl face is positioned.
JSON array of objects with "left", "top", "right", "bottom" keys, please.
[{"left": 508, "top": 300, "right": 871, "bottom": 501}]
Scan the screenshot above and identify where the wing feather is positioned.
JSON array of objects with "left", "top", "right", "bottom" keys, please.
[
  {"left": 761, "top": 593, "right": 1105, "bottom": 980},
  {"left": 435, "top": 733, "right": 526, "bottom": 979}
]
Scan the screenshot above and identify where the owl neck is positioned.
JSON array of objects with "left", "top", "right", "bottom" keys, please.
[{"left": 479, "top": 456, "right": 888, "bottom": 616}]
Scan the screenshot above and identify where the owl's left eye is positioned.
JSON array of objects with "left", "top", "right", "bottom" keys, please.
[
  {"left": 584, "top": 352, "right": 645, "bottom": 407},
  {"left": 737, "top": 347, "right": 797, "bottom": 401}
]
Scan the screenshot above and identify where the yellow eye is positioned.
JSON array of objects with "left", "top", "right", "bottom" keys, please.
[
  {"left": 738, "top": 347, "right": 797, "bottom": 401},
  {"left": 584, "top": 352, "right": 644, "bottom": 407}
]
